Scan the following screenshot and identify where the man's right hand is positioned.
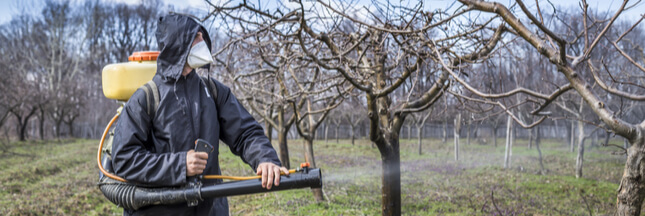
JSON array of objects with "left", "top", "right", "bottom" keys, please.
[{"left": 186, "top": 150, "right": 208, "bottom": 176}]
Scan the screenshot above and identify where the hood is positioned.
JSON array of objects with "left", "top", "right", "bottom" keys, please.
[{"left": 155, "top": 14, "right": 212, "bottom": 80}]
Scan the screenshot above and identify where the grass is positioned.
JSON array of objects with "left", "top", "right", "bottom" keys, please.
[
  {"left": 0, "top": 136, "right": 630, "bottom": 215},
  {"left": 0, "top": 139, "right": 120, "bottom": 215}
]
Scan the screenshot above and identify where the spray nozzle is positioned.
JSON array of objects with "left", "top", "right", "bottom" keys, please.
[{"left": 295, "top": 163, "right": 311, "bottom": 173}]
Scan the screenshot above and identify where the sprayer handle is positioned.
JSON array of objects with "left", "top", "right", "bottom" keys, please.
[{"left": 194, "top": 139, "right": 214, "bottom": 153}]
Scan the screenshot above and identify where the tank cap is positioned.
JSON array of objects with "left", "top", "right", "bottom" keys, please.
[{"left": 129, "top": 51, "right": 160, "bottom": 61}]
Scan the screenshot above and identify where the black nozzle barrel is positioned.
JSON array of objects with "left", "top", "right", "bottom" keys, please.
[
  {"left": 99, "top": 168, "right": 322, "bottom": 210},
  {"left": 201, "top": 167, "right": 322, "bottom": 198}
]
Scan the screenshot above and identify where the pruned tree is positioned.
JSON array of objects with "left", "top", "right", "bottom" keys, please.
[
  {"left": 458, "top": 0, "right": 645, "bottom": 214},
  {"left": 413, "top": 110, "right": 432, "bottom": 155},
  {"left": 223, "top": 37, "right": 302, "bottom": 170},
  {"left": 292, "top": 67, "right": 350, "bottom": 201},
  {"left": 289, "top": 1, "right": 505, "bottom": 214}
]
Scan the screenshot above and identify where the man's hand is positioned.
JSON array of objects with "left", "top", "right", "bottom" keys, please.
[
  {"left": 256, "top": 162, "right": 289, "bottom": 190},
  {"left": 186, "top": 150, "right": 208, "bottom": 177}
]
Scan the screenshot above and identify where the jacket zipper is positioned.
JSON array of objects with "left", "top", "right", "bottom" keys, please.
[{"left": 183, "top": 75, "right": 197, "bottom": 140}]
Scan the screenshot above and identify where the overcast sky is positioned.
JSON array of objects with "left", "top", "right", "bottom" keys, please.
[{"left": 0, "top": 0, "right": 642, "bottom": 26}]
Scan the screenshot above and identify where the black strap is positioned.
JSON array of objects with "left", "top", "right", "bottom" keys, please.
[
  {"left": 141, "top": 80, "right": 158, "bottom": 117},
  {"left": 201, "top": 77, "right": 218, "bottom": 104}
]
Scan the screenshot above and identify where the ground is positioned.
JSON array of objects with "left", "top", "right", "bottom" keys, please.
[{"left": 0, "top": 137, "right": 630, "bottom": 215}]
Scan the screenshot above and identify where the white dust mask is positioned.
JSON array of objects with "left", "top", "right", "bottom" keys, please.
[{"left": 187, "top": 41, "right": 213, "bottom": 68}]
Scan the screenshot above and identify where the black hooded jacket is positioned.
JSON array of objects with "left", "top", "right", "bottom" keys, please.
[{"left": 111, "top": 14, "right": 281, "bottom": 216}]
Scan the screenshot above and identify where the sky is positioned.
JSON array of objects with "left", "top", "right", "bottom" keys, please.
[
  {"left": 0, "top": 0, "right": 209, "bottom": 24},
  {"left": 0, "top": 0, "right": 642, "bottom": 26}
]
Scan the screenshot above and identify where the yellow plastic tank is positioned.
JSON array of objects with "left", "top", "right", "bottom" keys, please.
[{"left": 102, "top": 51, "right": 159, "bottom": 101}]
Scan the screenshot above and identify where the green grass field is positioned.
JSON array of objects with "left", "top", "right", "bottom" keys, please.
[{"left": 0, "top": 137, "right": 629, "bottom": 215}]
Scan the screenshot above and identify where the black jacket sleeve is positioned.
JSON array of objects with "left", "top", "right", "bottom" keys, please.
[
  {"left": 111, "top": 89, "right": 187, "bottom": 186},
  {"left": 213, "top": 80, "right": 282, "bottom": 171}
]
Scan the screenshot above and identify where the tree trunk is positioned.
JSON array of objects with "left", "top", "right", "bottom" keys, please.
[
  {"left": 492, "top": 125, "right": 498, "bottom": 147},
  {"left": 504, "top": 116, "right": 513, "bottom": 169},
  {"left": 454, "top": 114, "right": 461, "bottom": 161},
  {"left": 335, "top": 124, "right": 340, "bottom": 143},
  {"left": 278, "top": 129, "right": 290, "bottom": 169},
  {"left": 67, "top": 121, "right": 74, "bottom": 138},
  {"left": 304, "top": 138, "right": 324, "bottom": 201},
  {"left": 417, "top": 126, "right": 423, "bottom": 155},
  {"left": 565, "top": 120, "right": 572, "bottom": 146},
  {"left": 324, "top": 123, "right": 329, "bottom": 143},
  {"left": 277, "top": 108, "right": 290, "bottom": 169},
  {"left": 591, "top": 131, "right": 598, "bottom": 149},
  {"left": 528, "top": 128, "right": 533, "bottom": 149},
  {"left": 350, "top": 124, "right": 355, "bottom": 145},
  {"left": 14, "top": 107, "right": 38, "bottom": 141},
  {"left": 575, "top": 120, "right": 585, "bottom": 178},
  {"left": 265, "top": 121, "right": 273, "bottom": 145},
  {"left": 466, "top": 121, "right": 471, "bottom": 145},
  {"left": 442, "top": 120, "right": 447, "bottom": 144},
  {"left": 512, "top": 122, "right": 515, "bottom": 156},
  {"left": 39, "top": 108, "right": 45, "bottom": 140},
  {"left": 570, "top": 121, "right": 575, "bottom": 152},
  {"left": 407, "top": 125, "right": 411, "bottom": 140},
  {"left": 616, "top": 132, "right": 645, "bottom": 215},
  {"left": 377, "top": 137, "right": 401, "bottom": 216},
  {"left": 19, "top": 120, "right": 29, "bottom": 141},
  {"left": 536, "top": 126, "right": 545, "bottom": 174},
  {"left": 54, "top": 119, "right": 63, "bottom": 139}
]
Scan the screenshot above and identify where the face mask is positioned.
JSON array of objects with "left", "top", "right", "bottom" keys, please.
[{"left": 187, "top": 41, "right": 213, "bottom": 69}]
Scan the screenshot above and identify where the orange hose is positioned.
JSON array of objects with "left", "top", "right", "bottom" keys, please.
[
  {"left": 203, "top": 170, "right": 296, "bottom": 180},
  {"left": 97, "top": 112, "right": 127, "bottom": 182}
]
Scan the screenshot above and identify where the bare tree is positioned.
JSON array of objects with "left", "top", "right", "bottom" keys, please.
[
  {"left": 458, "top": 0, "right": 645, "bottom": 213},
  {"left": 292, "top": 68, "right": 349, "bottom": 201},
  {"left": 291, "top": 2, "right": 504, "bottom": 214},
  {"left": 414, "top": 110, "right": 432, "bottom": 155},
  {"left": 331, "top": 111, "right": 342, "bottom": 143},
  {"left": 535, "top": 125, "right": 545, "bottom": 174},
  {"left": 0, "top": 14, "right": 49, "bottom": 141},
  {"left": 344, "top": 105, "right": 364, "bottom": 146}
]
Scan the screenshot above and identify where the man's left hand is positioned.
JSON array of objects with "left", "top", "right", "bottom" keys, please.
[{"left": 256, "top": 162, "right": 289, "bottom": 190}]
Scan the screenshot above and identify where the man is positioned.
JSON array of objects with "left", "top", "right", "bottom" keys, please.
[{"left": 111, "top": 14, "right": 288, "bottom": 215}]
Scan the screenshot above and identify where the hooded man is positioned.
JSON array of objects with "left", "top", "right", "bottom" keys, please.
[{"left": 111, "top": 14, "right": 288, "bottom": 215}]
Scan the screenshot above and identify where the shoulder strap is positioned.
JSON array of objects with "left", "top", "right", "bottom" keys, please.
[
  {"left": 140, "top": 80, "right": 159, "bottom": 118},
  {"left": 201, "top": 76, "right": 218, "bottom": 105}
]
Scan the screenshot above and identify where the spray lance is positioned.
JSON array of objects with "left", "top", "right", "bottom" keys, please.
[{"left": 98, "top": 51, "right": 322, "bottom": 210}]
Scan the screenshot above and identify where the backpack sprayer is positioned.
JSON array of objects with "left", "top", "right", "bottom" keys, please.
[{"left": 98, "top": 51, "right": 322, "bottom": 210}]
